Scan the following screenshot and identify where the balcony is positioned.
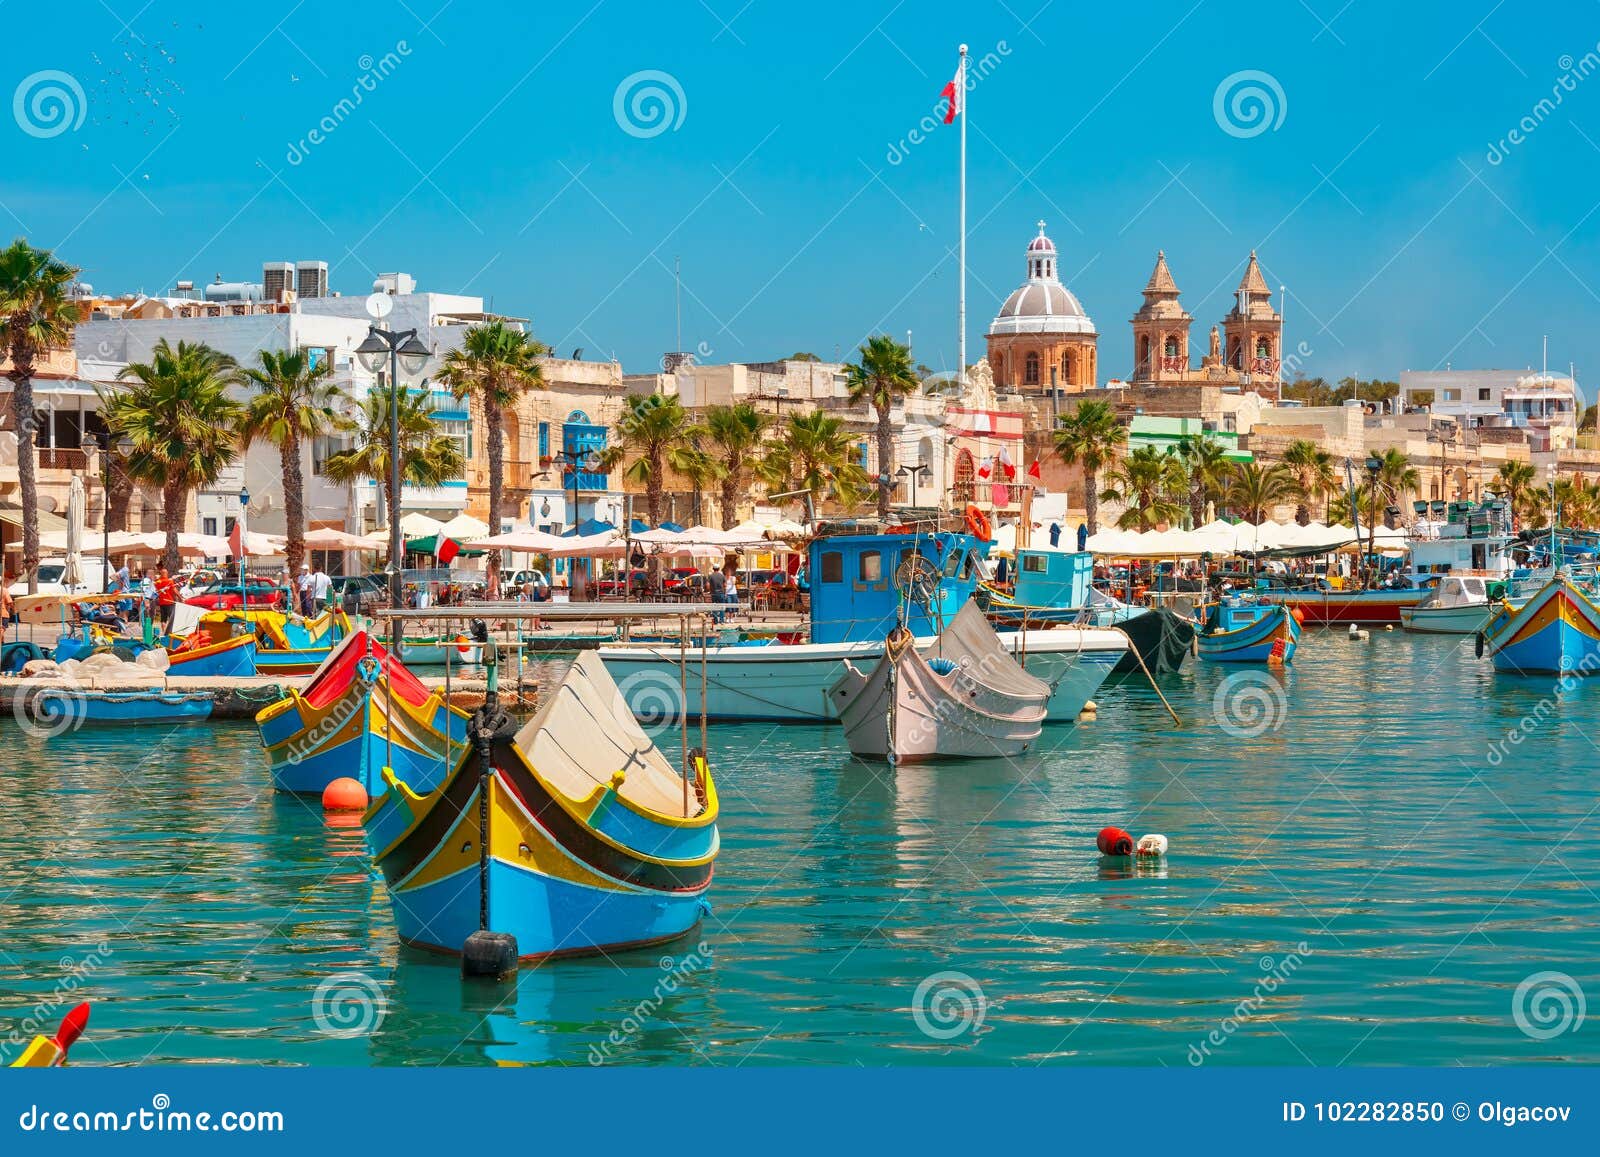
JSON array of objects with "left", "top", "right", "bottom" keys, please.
[
  {"left": 36, "top": 447, "right": 88, "bottom": 471},
  {"left": 468, "top": 458, "right": 536, "bottom": 491}
]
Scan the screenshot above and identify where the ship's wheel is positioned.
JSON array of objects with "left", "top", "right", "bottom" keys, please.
[{"left": 894, "top": 552, "right": 941, "bottom": 607}]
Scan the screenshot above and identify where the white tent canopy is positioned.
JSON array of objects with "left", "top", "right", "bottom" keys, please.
[
  {"left": 1086, "top": 519, "right": 1411, "bottom": 558},
  {"left": 303, "top": 527, "right": 380, "bottom": 550},
  {"left": 436, "top": 513, "right": 490, "bottom": 540}
]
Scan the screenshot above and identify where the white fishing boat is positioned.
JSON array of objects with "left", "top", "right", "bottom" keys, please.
[
  {"left": 828, "top": 604, "right": 1049, "bottom": 762},
  {"left": 601, "top": 626, "right": 1123, "bottom": 723},
  {"left": 1399, "top": 574, "right": 1499, "bottom": 634}
]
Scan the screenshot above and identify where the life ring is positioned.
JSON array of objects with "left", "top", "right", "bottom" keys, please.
[{"left": 964, "top": 504, "right": 992, "bottom": 542}]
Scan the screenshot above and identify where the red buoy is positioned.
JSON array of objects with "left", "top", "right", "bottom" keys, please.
[
  {"left": 1097, "top": 826, "right": 1134, "bottom": 856},
  {"left": 1289, "top": 606, "right": 1305, "bottom": 626},
  {"left": 322, "top": 777, "right": 369, "bottom": 812}
]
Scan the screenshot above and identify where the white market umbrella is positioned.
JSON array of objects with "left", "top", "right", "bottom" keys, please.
[
  {"left": 302, "top": 527, "right": 377, "bottom": 550},
  {"left": 436, "top": 513, "right": 490, "bottom": 540},
  {"left": 62, "top": 475, "right": 85, "bottom": 587}
]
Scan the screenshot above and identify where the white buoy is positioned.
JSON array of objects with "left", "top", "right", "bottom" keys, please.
[{"left": 1136, "top": 833, "right": 1168, "bottom": 857}]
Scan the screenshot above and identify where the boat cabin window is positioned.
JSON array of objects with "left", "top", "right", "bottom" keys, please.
[
  {"left": 1022, "top": 554, "right": 1049, "bottom": 573},
  {"left": 819, "top": 551, "right": 843, "bottom": 583},
  {"left": 962, "top": 553, "right": 981, "bottom": 581},
  {"left": 943, "top": 549, "right": 963, "bottom": 577},
  {"left": 859, "top": 551, "right": 882, "bottom": 582}
]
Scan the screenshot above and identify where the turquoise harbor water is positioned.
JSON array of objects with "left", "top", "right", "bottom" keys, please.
[{"left": 2, "top": 631, "right": 1596, "bottom": 1067}]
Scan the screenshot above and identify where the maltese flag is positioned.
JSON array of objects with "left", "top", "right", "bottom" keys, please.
[{"left": 940, "top": 63, "right": 963, "bottom": 124}]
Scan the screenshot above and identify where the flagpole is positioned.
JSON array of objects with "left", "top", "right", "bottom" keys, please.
[{"left": 958, "top": 43, "right": 968, "bottom": 389}]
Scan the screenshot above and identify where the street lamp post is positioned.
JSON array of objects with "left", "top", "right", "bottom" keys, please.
[
  {"left": 1364, "top": 455, "right": 1382, "bottom": 586},
  {"left": 238, "top": 484, "right": 250, "bottom": 608},
  {"left": 355, "top": 325, "right": 432, "bottom": 645},
  {"left": 896, "top": 462, "right": 931, "bottom": 507},
  {"left": 82, "top": 433, "right": 133, "bottom": 592}
]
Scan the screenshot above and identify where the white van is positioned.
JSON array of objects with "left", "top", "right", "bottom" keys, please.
[{"left": 7, "top": 558, "right": 108, "bottom": 596}]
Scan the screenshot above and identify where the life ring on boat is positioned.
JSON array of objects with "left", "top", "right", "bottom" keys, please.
[
  {"left": 455, "top": 634, "right": 473, "bottom": 655},
  {"left": 964, "top": 504, "right": 992, "bottom": 542}
]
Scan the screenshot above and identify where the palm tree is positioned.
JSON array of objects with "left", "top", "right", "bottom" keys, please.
[
  {"left": 1099, "top": 446, "right": 1188, "bottom": 531},
  {"left": 1176, "top": 436, "right": 1231, "bottom": 528},
  {"left": 844, "top": 335, "right": 919, "bottom": 519},
  {"left": 1280, "top": 439, "right": 1339, "bottom": 525},
  {"left": 320, "top": 390, "right": 465, "bottom": 547},
  {"left": 1, "top": 239, "right": 79, "bottom": 592},
  {"left": 1052, "top": 400, "right": 1126, "bottom": 535},
  {"left": 700, "top": 402, "right": 769, "bottom": 529},
  {"left": 667, "top": 439, "right": 718, "bottom": 526},
  {"left": 1375, "top": 448, "right": 1419, "bottom": 513},
  {"left": 235, "top": 349, "right": 349, "bottom": 576},
  {"left": 1226, "top": 461, "right": 1297, "bottom": 524},
  {"left": 1495, "top": 460, "right": 1537, "bottom": 531},
  {"left": 101, "top": 340, "right": 243, "bottom": 572},
  {"left": 436, "top": 321, "right": 547, "bottom": 595},
  {"left": 758, "top": 410, "right": 869, "bottom": 515},
  {"left": 598, "top": 393, "right": 693, "bottom": 527}
]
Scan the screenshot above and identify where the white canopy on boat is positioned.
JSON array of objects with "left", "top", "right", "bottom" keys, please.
[{"left": 514, "top": 650, "right": 698, "bottom": 818}]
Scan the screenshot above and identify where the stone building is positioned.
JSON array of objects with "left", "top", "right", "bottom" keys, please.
[
  {"left": 984, "top": 223, "right": 1098, "bottom": 398},
  {"left": 1126, "top": 250, "right": 1284, "bottom": 399}
]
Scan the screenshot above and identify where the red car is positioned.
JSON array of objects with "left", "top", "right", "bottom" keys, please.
[{"left": 184, "top": 578, "right": 285, "bottom": 611}]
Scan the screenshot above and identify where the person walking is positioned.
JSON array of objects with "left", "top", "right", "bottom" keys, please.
[
  {"left": 154, "top": 565, "right": 179, "bottom": 636},
  {"left": 707, "top": 565, "right": 727, "bottom": 625},
  {"left": 723, "top": 562, "right": 740, "bottom": 620},
  {"left": 311, "top": 563, "right": 333, "bottom": 616}
]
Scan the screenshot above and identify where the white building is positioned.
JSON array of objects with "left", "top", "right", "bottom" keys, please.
[
  {"left": 70, "top": 274, "right": 535, "bottom": 562},
  {"left": 1400, "top": 367, "right": 1581, "bottom": 452}
]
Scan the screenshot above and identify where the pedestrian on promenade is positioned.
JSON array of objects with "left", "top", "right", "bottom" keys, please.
[
  {"left": 312, "top": 564, "right": 332, "bottom": 615},
  {"left": 707, "top": 565, "right": 727, "bottom": 624},
  {"left": 297, "top": 563, "right": 313, "bottom": 617},
  {"left": 155, "top": 565, "right": 179, "bottom": 635}
]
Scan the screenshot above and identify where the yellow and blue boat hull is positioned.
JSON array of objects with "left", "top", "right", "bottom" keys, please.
[
  {"left": 1484, "top": 576, "right": 1600, "bottom": 675},
  {"left": 366, "top": 735, "right": 718, "bottom": 961},
  {"left": 1198, "top": 603, "right": 1300, "bottom": 664},
  {"left": 255, "top": 636, "right": 468, "bottom": 797}
]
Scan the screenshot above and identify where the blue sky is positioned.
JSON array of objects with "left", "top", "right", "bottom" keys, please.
[{"left": 5, "top": 1, "right": 1599, "bottom": 385}]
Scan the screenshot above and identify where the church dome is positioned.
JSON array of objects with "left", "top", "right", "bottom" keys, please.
[{"left": 987, "top": 221, "right": 1097, "bottom": 338}]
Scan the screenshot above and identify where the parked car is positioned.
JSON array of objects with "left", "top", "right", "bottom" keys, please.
[
  {"left": 330, "top": 573, "right": 389, "bottom": 612},
  {"left": 184, "top": 577, "right": 285, "bottom": 611},
  {"left": 7, "top": 558, "right": 106, "bottom": 597},
  {"left": 507, "top": 569, "right": 551, "bottom": 592}
]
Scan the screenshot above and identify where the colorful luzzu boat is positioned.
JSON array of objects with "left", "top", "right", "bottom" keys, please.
[
  {"left": 1197, "top": 597, "right": 1301, "bottom": 664},
  {"left": 230, "top": 608, "right": 351, "bottom": 676},
  {"left": 364, "top": 650, "right": 718, "bottom": 962},
  {"left": 166, "top": 615, "right": 259, "bottom": 677},
  {"left": 255, "top": 630, "right": 469, "bottom": 798},
  {"left": 1481, "top": 572, "right": 1600, "bottom": 675},
  {"left": 9, "top": 1004, "right": 89, "bottom": 1067}
]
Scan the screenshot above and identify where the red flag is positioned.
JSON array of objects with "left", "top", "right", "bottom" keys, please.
[
  {"left": 436, "top": 536, "right": 460, "bottom": 564},
  {"left": 976, "top": 458, "right": 992, "bottom": 480},
  {"left": 1028, "top": 459, "right": 1042, "bottom": 480},
  {"left": 228, "top": 521, "right": 244, "bottom": 559},
  {"left": 940, "top": 63, "right": 963, "bottom": 124}
]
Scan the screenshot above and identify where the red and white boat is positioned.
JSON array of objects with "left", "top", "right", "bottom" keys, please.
[{"left": 1260, "top": 584, "right": 1428, "bottom": 625}]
